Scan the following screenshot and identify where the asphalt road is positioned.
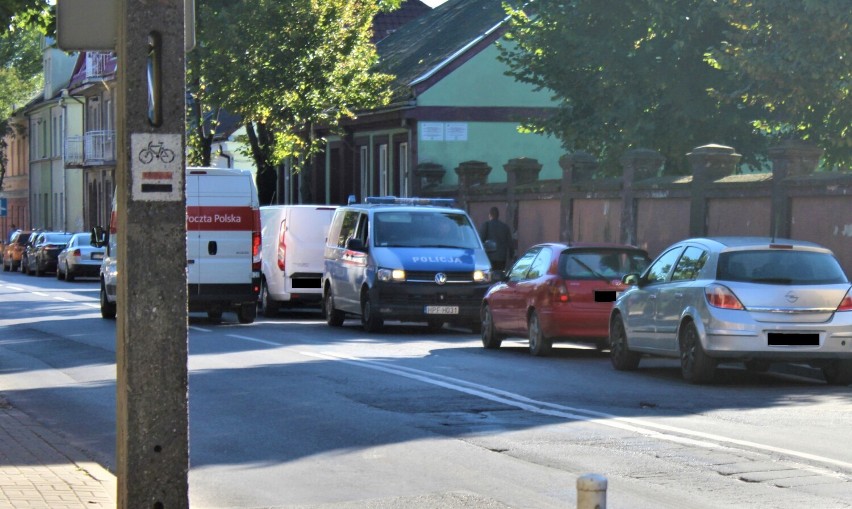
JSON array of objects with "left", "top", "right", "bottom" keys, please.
[{"left": 1, "top": 269, "right": 851, "bottom": 508}]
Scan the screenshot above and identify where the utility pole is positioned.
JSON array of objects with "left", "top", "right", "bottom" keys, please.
[
  {"left": 57, "top": 0, "right": 191, "bottom": 506},
  {"left": 114, "top": 1, "right": 189, "bottom": 507}
]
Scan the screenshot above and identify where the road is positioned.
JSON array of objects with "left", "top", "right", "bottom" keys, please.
[{"left": 1, "top": 269, "right": 851, "bottom": 508}]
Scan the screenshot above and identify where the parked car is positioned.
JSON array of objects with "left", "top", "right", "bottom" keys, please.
[
  {"left": 481, "top": 243, "right": 650, "bottom": 355},
  {"left": 609, "top": 237, "right": 852, "bottom": 385},
  {"left": 2, "top": 230, "right": 33, "bottom": 272},
  {"left": 57, "top": 232, "right": 105, "bottom": 281},
  {"left": 20, "top": 230, "right": 42, "bottom": 274},
  {"left": 25, "top": 231, "right": 74, "bottom": 276}
]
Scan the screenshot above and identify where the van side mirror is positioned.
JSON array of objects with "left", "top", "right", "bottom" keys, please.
[
  {"left": 91, "top": 226, "right": 108, "bottom": 248},
  {"left": 345, "top": 237, "right": 366, "bottom": 252}
]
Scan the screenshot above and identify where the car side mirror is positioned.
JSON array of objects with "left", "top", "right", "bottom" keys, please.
[
  {"left": 622, "top": 273, "right": 640, "bottom": 286},
  {"left": 345, "top": 237, "right": 366, "bottom": 252},
  {"left": 91, "top": 226, "right": 108, "bottom": 248}
]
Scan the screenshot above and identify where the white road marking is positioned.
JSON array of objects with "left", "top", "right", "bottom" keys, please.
[{"left": 302, "top": 350, "right": 852, "bottom": 476}]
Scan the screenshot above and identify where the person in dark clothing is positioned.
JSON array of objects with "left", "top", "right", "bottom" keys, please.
[{"left": 480, "top": 206, "right": 513, "bottom": 271}]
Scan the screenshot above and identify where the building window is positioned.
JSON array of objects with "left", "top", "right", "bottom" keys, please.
[
  {"left": 399, "top": 142, "right": 409, "bottom": 198},
  {"left": 379, "top": 144, "right": 388, "bottom": 196}
]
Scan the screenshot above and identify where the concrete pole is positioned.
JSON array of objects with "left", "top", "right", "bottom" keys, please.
[
  {"left": 577, "top": 473, "right": 608, "bottom": 509},
  {"left": 115, "top": 1, "right": 189, "bottom": 508}
]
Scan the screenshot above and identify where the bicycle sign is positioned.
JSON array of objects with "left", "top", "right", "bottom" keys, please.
[
  {"left": 130, "top": 133, "right": 182, "bottom": 202},
  {"left": 138, "top": 140, "right": 176, "bottom": 164}
]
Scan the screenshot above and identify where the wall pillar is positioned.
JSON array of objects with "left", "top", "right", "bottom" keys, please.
[
  {"left": 686, "top": 144, "right": 741, "bottom": 237},
  {"left": 559, "top": 151, "right": 598, "bottom": 242},
  {"left": 454, "top": 160, "right": 491, "bottom": 212},
  {"left": 503, "top": 158, "right": 541, "bottom": 247},
  {"left": 619, "top": 148, "right": 664, "bottom": 245},
  {"left": 767, "top": 140, "right": 823, "bottom": 238}
]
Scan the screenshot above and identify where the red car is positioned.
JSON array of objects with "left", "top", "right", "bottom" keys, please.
[{"left": 481, "top": 243, "right": 650, "bottom": 356}]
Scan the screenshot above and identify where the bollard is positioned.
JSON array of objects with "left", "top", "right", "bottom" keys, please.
[{"left": 577, "top": 473, "right": 607, "bottom": 509}]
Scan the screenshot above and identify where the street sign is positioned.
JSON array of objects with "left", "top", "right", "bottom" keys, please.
[{"left": 0, "top": 198, "right": 7, "bottom": 217}]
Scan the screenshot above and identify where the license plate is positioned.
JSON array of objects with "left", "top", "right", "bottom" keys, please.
[
  {"left": 425, "top": 305, "right": 459, "bottom": 315},
  {"left": 91, "top": 253, "right": 104, "bottom": 260}
]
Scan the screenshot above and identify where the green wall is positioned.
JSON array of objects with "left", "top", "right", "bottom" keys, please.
[{"left": 415, "top": 42, "right": 565, "bottom": 184}]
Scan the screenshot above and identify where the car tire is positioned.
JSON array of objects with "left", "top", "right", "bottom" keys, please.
[
  {"left": 528, "top": 311, "right": 552, "bottom": 357},
  {"left": 237, "top": 302, "right": 257, "bottom": 324},
  {"left": 56, "top": 264, "right": 63, "bottom": 279},
  {"left": 260, "top": 280, "right": 279, "bottom": 317},
  {"left": 207, "top": 310, "right": 223, "bottom": 324},
  {"left": 679, "top": 321, "right": 716, "bottom": 384},
  {"left": 744, "top": 359, "right": 771, "bottom": 372},
  {"left": 822, "top": 360, "right": 852, "bottom": 386},
  {"left": 100, "top": 284, "right": 116, "bottom": 319},
  {"left": 361, "top": 291, "right": 383, "bottom": 333},
  {"left": 426, "top": 318, "right": 444, "bottom": 332},
  {"left": 3, "top": 259, "right": 8, "bottom": 272},
  {"left": 481, "top": 305, "right": 503, "bottom": 349},
  {"left": 609, "top": 314, "right": 640, "bottom": 370},
  {"left": 34, "top": 263, "right": 42, "bottom": 277},
  {"left": 65, "top": 265, "right": 75, "bottom": 282},
  {"left": 324, "top": 289, "right": 345, "bottom": 327}
]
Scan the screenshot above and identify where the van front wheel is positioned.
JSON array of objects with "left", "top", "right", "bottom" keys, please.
[
  {"left": 260, "top": 280, "right": 280, "bottom": 317},
  {"left": 361, "top": 292, "right": 383, "bottom": 333},
  {"left": 100, "top": 284, "right": 116, "bottom": 319}
]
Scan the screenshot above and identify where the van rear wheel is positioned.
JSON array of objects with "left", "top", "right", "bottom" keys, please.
[
  {"left": 237, "top": 303, "right": 256, "bottom": 324},
  {"left": 325, "top": 290, "right": 345, "bottom": 327},
  {"left": 260, "top": 280, "right": 280, "bottom": 317}
]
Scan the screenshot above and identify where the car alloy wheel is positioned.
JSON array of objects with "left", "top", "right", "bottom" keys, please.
[
  {"left": 480, "top": 305, "right": 502, "bottom": 349},
  {"left": 528, "top": 311, "right": 552, "bottom": 357},
  {"left": 609, "top": 314, "right": 640, "bottom": 370},
  {"left": 679, "top": 321, "right": 716, "bottom": 384}
]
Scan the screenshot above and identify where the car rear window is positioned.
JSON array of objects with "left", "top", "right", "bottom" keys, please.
[
  {"left": 718, "top": 250, "right": 849, "bottom": 285},
  {"left": 559, "top": 249, "right": 650, "bottom": 280}
]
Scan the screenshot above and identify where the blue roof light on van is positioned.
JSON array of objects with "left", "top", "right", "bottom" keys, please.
[{"left": 364, "top": 196, "right": 456, "bottom": 207}]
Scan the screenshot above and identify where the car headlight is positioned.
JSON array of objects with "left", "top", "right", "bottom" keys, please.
[
  {"left": 377, "top": 268, "right": 406, "bottom": 282},
  {"left": 473, "top": 270, "right": 490, "bottom": 283}
]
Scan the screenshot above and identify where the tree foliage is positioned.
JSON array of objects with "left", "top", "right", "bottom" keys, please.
[
  {"left": 500, "top": 0, "right": 850, "bottom": 173},
  {"left": 0, "top": 24, "right": 43, "bottom": 190},
  {"left": 188, "top": 0, "right": 400, "bottom": 204}
]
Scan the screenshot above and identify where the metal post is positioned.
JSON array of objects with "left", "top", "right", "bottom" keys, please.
[
  {"left": 577, "top": 473, "right": 607, "bottom": 509},
  {"left": 115, "top": 0, "right": 189, "bottom": 508}
]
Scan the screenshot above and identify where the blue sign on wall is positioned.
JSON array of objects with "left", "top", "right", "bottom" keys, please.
[{"left": 0, "top": 198, "right": 6, "bottom": 217}]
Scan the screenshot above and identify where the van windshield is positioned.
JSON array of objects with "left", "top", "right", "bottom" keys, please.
[{"left": 373, "top": 211, "right": 480, "bottom": 249}]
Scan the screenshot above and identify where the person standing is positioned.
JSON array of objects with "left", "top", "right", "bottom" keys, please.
[{"left": 480, "top": 207, "right": 513, "bottom": 272}]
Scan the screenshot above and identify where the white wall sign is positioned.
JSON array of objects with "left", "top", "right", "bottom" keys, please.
[
  {"left": 445, "top": 122, "right": 468, "bottom": 141},
  {"left": 420, "top": 122, "right": 444, "bottom": 141},
  {"left": 131, "top": 133, "right": 183, "bottom": 201}
]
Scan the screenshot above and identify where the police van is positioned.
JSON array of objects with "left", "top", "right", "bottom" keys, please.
[
  {"left": 322, "top": 197, "right": 493, "bottom": 333},
  {"left": 95, "top": 167, "right": 261, "bottom": 324}
]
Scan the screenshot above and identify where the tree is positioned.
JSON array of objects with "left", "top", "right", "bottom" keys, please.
[
  {"left": 500, "top": 0, "right": 851, "bottom": 173},
  {"left": 706, "top": 0, "right": 852, "bottom": 167},
  {"left": 188, "top": 0, "right": 401, "bottom": 204},
  {"left": 0, "top": 24, "right": 43, "bottom": 191}
]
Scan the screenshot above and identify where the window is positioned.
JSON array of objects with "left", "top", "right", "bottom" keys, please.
[
  {"left": 526, "top": 250, "right": 552, "bottom": 279},
  {"left": 508, "top": 248, "right": 541, "bottom": 281},
  {"left": 671, "top": 246, "right": 708, "bottom": 281},
  {"left": 643, "top": 247, "right": 683, "bottom": 284},
  {"left": 379, "top": 144, "right": 389, "bottom": 196},
  {"left": 398, "top": 142, "right": 409, "bottom": 198}
]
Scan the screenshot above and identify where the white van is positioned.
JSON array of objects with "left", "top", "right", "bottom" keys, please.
[
  {"left": 258, "top": 205, "right": 337, "bottom": 316},
  {"left": 96, "top": 167, "right": 262, "bottom": 324}
]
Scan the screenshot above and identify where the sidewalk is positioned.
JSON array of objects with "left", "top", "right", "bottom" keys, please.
[{"left": 0, "top": 396, "right": 116, "bottom": 509}]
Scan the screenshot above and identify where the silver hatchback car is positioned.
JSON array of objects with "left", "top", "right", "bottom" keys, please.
[{"left": 609, "top": 237, "right": 852, "bottom": 384}]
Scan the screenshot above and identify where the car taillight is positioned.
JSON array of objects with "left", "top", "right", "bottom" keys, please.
[
  {"left": 705, "top": 283, "right": 744, "bottom": 310},
  {"left": 252, "top": 209, "right": 262, "bottom": 271},
  {"left": 551, "top": 280, "right": 569, "bottom": 303},
  {"left": 252, "top": 231, "right": 262, "bottom": 270},
  {"left": 838, "top": 289, "right": 852, "bottom": 312},
  {"left": 277, "top": 222, "right": 286, "bottom": 271},
  {"left": 72, "top": 249, "right": 81, "bottom": 256}
]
